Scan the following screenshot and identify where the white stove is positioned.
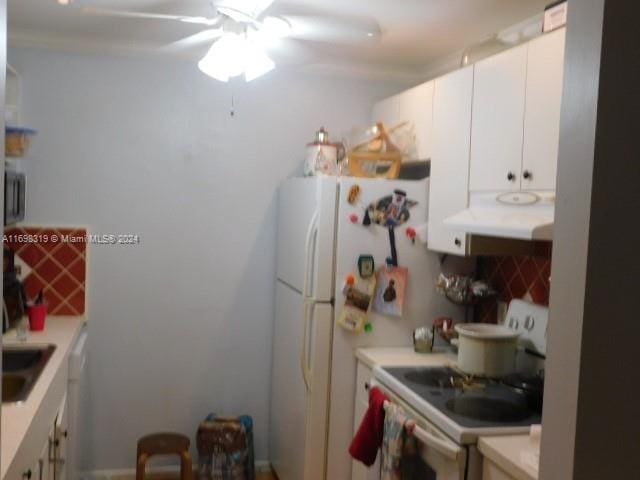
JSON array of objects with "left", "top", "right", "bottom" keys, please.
[
  {"left": 374, "top": 365, "right": 542, "bottom": 445},
  {"left": 371, "top": 300, "right": 548, "bottom": 480}
]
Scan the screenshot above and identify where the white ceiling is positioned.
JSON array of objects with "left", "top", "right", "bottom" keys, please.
[{"left": 8, "top": 0, "right": 550, "bottom": 78}]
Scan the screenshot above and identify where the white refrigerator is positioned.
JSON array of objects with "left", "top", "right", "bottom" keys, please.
[{"left": 270, "top": 176, "right": 461, "bottom": 480}]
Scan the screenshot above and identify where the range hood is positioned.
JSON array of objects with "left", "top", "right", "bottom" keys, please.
[{"left": 444, "top": 191, "right": 555, "bottom": 241}]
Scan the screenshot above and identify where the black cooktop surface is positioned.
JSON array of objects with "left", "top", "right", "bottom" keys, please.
[{"left": 384, "top": 366, "right": 542, "bottom": 429}]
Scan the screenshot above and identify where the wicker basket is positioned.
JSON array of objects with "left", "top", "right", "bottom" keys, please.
[{"left": 347, "top": 122, "right": 403, "bottom": 179}]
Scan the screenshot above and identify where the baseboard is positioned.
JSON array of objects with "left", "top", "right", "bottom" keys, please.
[{"left": 81, "top": 461, "right": 272, "bottom": 479}]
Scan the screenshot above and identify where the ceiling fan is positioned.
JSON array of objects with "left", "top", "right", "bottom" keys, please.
[{"left": 81, "top": 0, "right": 382, "bottom": 82}]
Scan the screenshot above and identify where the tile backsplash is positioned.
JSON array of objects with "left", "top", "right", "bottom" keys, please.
[
  {"left": 476, "top": 247, "right": 552, "bottom": 323},
  {"left": 4, "top": 227, "right": 87, "bottom": 315}
]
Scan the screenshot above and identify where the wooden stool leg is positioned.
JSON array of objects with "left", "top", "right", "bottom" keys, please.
[
  {"left": 180, "top": 450, "right": 193, "bottom": 480},
  {"left": 136, "top": 453, "right": 149, "bottom": 480}
]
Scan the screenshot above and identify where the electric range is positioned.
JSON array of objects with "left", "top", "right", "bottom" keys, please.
[{"left": 374, "top": 365, "right": 542, "bottom": 445}]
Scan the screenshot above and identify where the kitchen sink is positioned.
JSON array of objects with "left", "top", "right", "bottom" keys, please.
[{"left": 2, "top": 344, "right": 56, "bottom": 403}]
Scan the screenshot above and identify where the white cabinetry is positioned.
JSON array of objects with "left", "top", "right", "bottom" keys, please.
[
  {"left": 482, "top": 459, "right": 519, "bottom": 480},
  {"left": 23, "top": 398, "right": 67, "bottom": 480},
  {"left": 67, "top": 326, "right": 88, "bottom": 480},
  {"left": 470, "top": 44, "right": 528, "bottom": 191},
  {"left": 351, "top": 362, "right": 380, "bottom": 480},
  {"left": 26, "top": 435, "right": 51, "bottom": 480},
  {"left": 398, "top": 81, "right": 434, "bottom": 161},
  {"left": 522, "top": 28, "right": 566, "bottom": 190},
  {"left": 469, "top": 30, "right": 565, "bottom": 193},
  {"left": 9, "top": 330, "right": 87, "bottom": 480},
  {"left": 52, "top": 394, "right": 69, "bottom": 480},
  {"left": 372, "top": 81, "right": 435, "bottom": 161},
  {"left": 428, "top": 66, "right": 474, "bottom": 255}
]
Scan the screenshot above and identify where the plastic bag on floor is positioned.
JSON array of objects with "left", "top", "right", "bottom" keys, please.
[{"left": 196, "top": 413, "right": 255, "bottom": 480}]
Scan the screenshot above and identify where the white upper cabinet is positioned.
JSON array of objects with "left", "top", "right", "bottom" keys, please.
[
  {"left": 398, "top": 81, "right": 435, "bottom": 161},
  {"left": 522, "top": 28, "right": 566, "bottom": 190},
  {"left": 372, "top": 80, "right": 435, "bottom": 161},
  {"left": 428, "top": 66, "right": 474, "bottom": 255},
  {"left": 470, "top": 44, "right": 528, "bottom": 191}
]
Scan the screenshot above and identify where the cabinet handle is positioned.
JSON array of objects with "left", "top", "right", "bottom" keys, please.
[
  {"left": 454, "top": 238, "right": 462, "bottom": 247},
  {"left": 523, "top": 170, "right": 532, "bottom": 180},
  {"left": 507, "top": 172, "right": 516, "bottom": 182},
  {"left": 364, "top": 381, "right": 370, "bottom": 391},
  {"left": 22, "top": 469, "right": 32, "bottom": 479}
]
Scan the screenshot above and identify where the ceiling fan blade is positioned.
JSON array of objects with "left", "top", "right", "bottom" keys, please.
[
  {"left": 275, "top": 13, "right": 381, "bottom": 43},
  {"left": 213, "top": 0, "right": 275, "bottom": 22},
  {"left": 81, "top": 6, "right": 222, "bottom": 27},
  {"left": 161, "top": 29, "right": 224, "bottom": 52}
]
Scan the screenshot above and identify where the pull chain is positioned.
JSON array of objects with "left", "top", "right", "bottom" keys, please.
[{"left": 230, "top": 90, "right": 235, "bottom": 117}]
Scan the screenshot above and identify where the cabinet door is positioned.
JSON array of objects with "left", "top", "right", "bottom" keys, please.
[
  {"left": 470, "top": 44, "right": 528, "bottom": 191},
  {"left": 428, "top": 66, "right": 474, "bottom": 255},
  {"left": 482, "top": 458, "right": 518, "bottom": 480},
  {"left": 53, "top": 393, "right": 68, "bottom": 480},
  {"left": 522, "top": 28, "right": 566, "bottom": 191},
  {"left": 398, "top": 81, "right": 434, "bottom": 161},
  {"left": 28, "top": 427, "right": 53, "bottom": 480},
  {"left": 372, "top": 94, "right": 401, "bottom": 129}
]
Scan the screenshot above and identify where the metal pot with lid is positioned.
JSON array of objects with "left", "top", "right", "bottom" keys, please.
[{"left": 454, "top": 323, "right": 520, "bottom": 378}]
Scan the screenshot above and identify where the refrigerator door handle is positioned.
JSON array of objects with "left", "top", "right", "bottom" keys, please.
[
  {"left": 300, "top": 297, "right": 316, "bottom": 392},
  {"left": 302, "top": 210, "right": 319, "bottom": 298}
]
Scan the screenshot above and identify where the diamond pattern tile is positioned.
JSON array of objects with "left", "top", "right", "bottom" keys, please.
[
  {"left": 4, "top": 227, "right": 87, "bottom": 315},
  {"left": 476, "top": 248, "right": 552, "bottom": 323}
]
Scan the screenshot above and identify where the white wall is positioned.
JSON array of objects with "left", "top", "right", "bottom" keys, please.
[{"left": 8, "top": 46, "right": 405, "bottom": 470}]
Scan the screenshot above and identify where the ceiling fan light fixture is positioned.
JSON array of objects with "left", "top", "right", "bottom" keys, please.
[
  {"left": 214, "top": 0, "right": 275, "bottom": 22},
  {"left": 198, "top": 34, "right": 275, "bottom": 83},
  {"left": 261, "top": 16, "right": 291, "bottom": 38},
  {"left": 244, "top": 46, "right": 275, "bottom": 81}
]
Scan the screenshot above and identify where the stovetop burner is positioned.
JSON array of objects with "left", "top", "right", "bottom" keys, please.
[
  {"left": 403, "top": 368, "right": 464, "bottom": 388},
  {"left": 445, "top": 396, "right": 531, "bottom": 422},
  {"left": 383, "top": 366, "right": 542, "bottom": 429}
]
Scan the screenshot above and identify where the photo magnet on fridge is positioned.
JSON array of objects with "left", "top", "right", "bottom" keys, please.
[
  {"left": 338, "top": 277, "right": 377, "bottom": 333},
  {"left": 373, "top": 266, "right": 408, "bottom": 317}
]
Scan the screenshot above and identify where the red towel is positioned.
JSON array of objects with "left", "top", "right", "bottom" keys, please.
[{"left": 349, "top": 386, "right": 389, "bottom": 466}]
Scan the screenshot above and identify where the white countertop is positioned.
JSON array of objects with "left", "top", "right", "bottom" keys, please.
[
  {"left": 2, "top": 316, "right": 86, "bottom": 479},
  {"left": 479, "top": 434, "right": 539, "bottom": 480},
  {"left": 355, "top": 346, "right": 457, "bottom": 369}
]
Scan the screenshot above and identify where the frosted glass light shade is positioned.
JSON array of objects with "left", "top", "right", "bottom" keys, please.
[{"left": 198, "top": 34, "right": 275, "bottom": 82}]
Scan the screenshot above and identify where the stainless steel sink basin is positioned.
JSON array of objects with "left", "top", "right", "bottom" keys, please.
[{"left": 2, "top": 344, "right": 56, "bottom": 403}]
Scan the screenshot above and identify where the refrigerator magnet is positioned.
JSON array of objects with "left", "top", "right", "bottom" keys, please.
[
  {"left": 338, "top": 278, "right": 376, "bottom": 333},
  {"left": 347, "top": 184, "right": 361, "bottom": 204},
  {"left": 373, "top": 266, "right": 408, "bottom": 317},
  {"left": 367, "top": 189, "right": 418, "bottom": 266},
  {"left": 357, "top": 255, "right": 375, "bottom": 279}
]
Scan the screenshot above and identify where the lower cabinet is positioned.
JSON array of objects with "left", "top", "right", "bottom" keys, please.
[
  {"left": 20, "top": 393, "right": 69, "bottom": 480},
  {"left": 25, "top": 435, "right": 52, "bottom": 480},
  {"left": 24, "top": 394, "right": 68, "bottom": 480},
  {"left": 482, "top": 459, "right": 519, "bottom": 480},
  {"left": 351, "top": 361, "right": 381, "bottom": 480},
  {"left": 52, "top": 393, "right": 69, "bottom": 480}
]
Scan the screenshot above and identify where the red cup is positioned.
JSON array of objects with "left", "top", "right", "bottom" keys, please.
[{"left": 27, "top": 304, "right": 47, "bottom": 331}]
